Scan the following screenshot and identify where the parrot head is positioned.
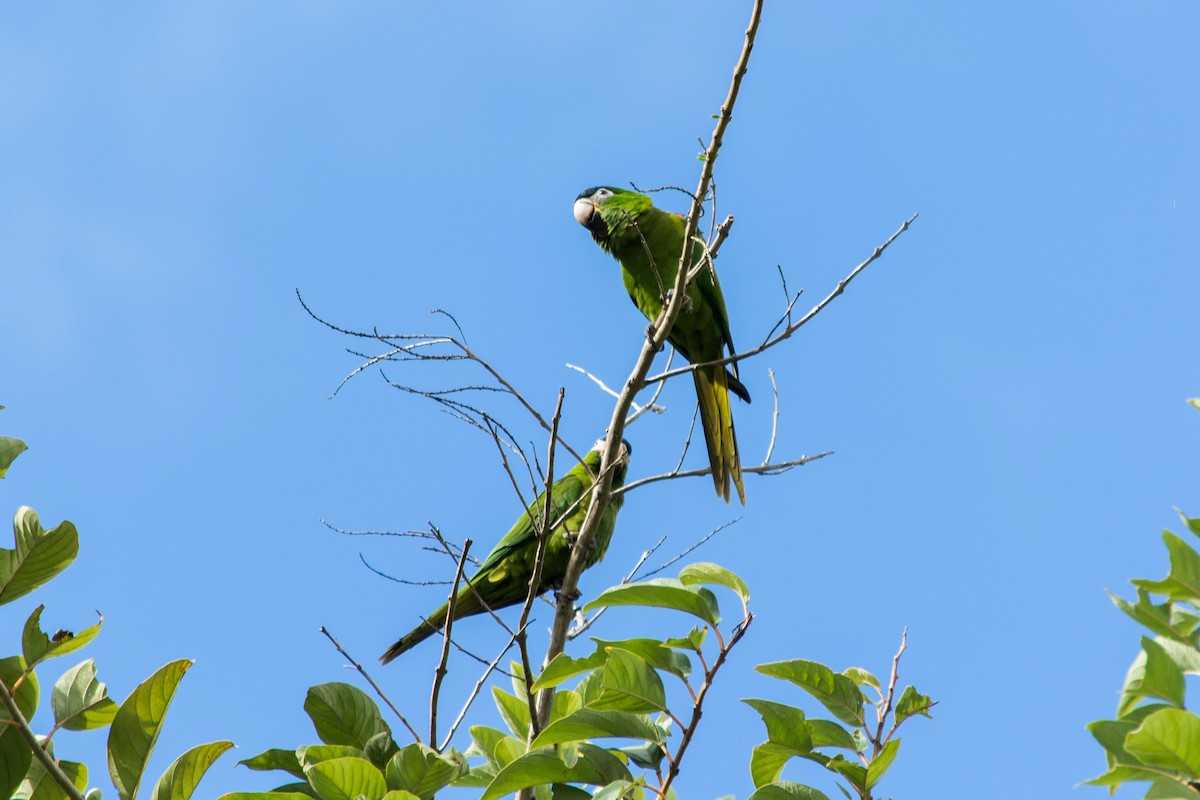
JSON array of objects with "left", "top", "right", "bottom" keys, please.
[
  {"left": 587, "top": 437, "right": 633, "bottom": 482},
  {"left": 573, "top": 186, "right": 619, "bottom": 239}
]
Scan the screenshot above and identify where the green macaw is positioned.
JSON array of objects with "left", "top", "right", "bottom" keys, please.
[
  {"left": 380, "top": 439, "right": 631, "bottom": 663},
  {"left": 573, "top": 186, "right": 749, "bottom": 504}
]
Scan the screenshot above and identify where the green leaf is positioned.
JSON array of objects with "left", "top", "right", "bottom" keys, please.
[
  {"left": 756, "top": 660, "right": 866, "bottom": 727},
  {"left": 0, "top": 726, "right": 33, "bottom": 800},
  {"left": 617, "top": 741, "right": 666, "bottom": 770},
  {"left": 0, "top": 507, "right": 79, "bottom": 606},
  {"left": 583, "top": 579, "right": 720, "bottom": 627},
  {"left": 663, "top": 627, "right": 707, "bottom": 652},
  {"left": 865, "top": 739, "right": 899, "bottom": 788},
  {"left": 807, "top": 719, "right": 858, "bottom": 751},
  {"left": 678, "top": 562, "right": 750, "bottom": 606},
  {"left": 299, "top": 745, "right": 366, "bottom": 767},
  {"left": 747, "top": 782, "right": 831, "bottom": 800},
  {"left": 364, "top": 731, "right": 399, "bottom": 770},
  {"left": 150, "top": 741, "right": 235, "bottom": 800},
  {"left": 304, "top": 683, "right": 391, "bottom": 749},
  {"left": 18, "top": 757, "right": 88, "bottom": 799},
  {"left": 492, "top": 686, "right": 531, "bottom": 738},
  {"left": 107, "top": 659, "right": 192, "bottom": 800},
  {"left": 1109, "top": 589, "right": 1191, "bottom": 643},
  {"left": 743, "top": 699, "right": 813, "bottom": 752},
  {"left": 480, "top": 744, "right": 632, "bottom": 800},
  {"left": 1189, "top": 398, "right": 1200, "bottom": 411},
  {"left": 0, "top": 437, "right": 27, "bottom": 479},
  {"left": 1133, "top": 532, "right": 1200, "bottom": 604},
  {"left": 1125, "top": 708, "right": 1200, "bottom": 777},
  {"left": 467, "top": 726, "right": 525, "bottom": 770},
  {"left": 749, "top": 743, "right": 813, "bottom": 789},
  {"left": 593, "top": 639, "right": 691, "bottom": 682},
  {"left": 23, "top": 606, "right": 103, "bottom": 668},
  {"left": 217, "top": 794, "right": 314, "bottom": 800},
  {"left": 840, "top": 668, "right": 879, "bottom": 694},
  {"left": 589, "top": 650, "right": 666, "bottom": 714},
  {"left": 532, "top": 709, "right": 666, "bottom": 748},
  {"left": 1147, "top": 779, "right": 1200, "bottom": 799},
  {"left": 304, "top": 756, "right": 387, "bottom": 800},
  {"left": 1120, "top": 639, "right": 1187, "bottom": 716},
  {"left": 532, "top": 651, "right": 608, "bottom": 692},
  {"left": 237, "top": 749, "right": 304, "bottom": 779},
  {"left": 380, "top": 792, "right": 421, "bottom": 800},
  {"left": 824, "top": 755, "right": 867, "bottom": 793},
  {"left": 0, "top": 655, "right": 39, "bottom": 722},
  {"left": 1179, "top": 511, "right": 1200, "bottom": 540},
  {"left": 384, "top": 743, "right": 465, "bottom": 800},
  {"left": 548, "top": 690, "right": 583, "bottom": 726},
  {"left": 53, "top": 658, "right": 118, "bottom": 730},
  {"left": 589, "top": 779, "right": 639, "bottom": 800},
  {"left": 893, "top": 685, "right": 934, "bottom": 725}
]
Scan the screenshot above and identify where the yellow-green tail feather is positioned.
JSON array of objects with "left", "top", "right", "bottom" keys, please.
[{"left": 694, "top": 367, "right": 745, "bottom": 505}]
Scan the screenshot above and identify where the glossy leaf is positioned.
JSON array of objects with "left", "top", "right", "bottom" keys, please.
[
  {"left": 590, "top": 779, "right": 639, "bottom": 800},
  {"left": 0, "top": 656, "right": 39, "bottom": 722},
  {"left": 1125, "top": 708, "right": 1200, "bottom": 777},
  {"left": 807, "top": 720, "right": 858, "bottom": 751},
  {"left": 749, "top": 743, "right": 810, "bottom": 789},
  {"left": 0, "top": 727, "right": 32, "bottom": 800},
  {"left": 384, "top": 743, "right": 465, "bottom": 800},
  {"left": 53, "top": 658, "right": 118, "bottom": 731},
  {"left": 299, "top": 745, "right": 366, "bottom": 767},
  {"left": 1132, "top": 532, "right": 1200, "bottom": 604},
  {"left": 304, "top": 756, "right": 386, "bottom": 800},
  {"left": 756, "top": 660, "right": 865, "bottom": 727},
  {"left": 746, "top": 782, "right": 831, "bottom": 800},
  {"left": 824, "top": 754, "right": 867, "bottom": 793},
  {"left": 663, "top": 627, "right": 707, "bottom": 652},
  {"left": 744, "top": 699, "right": 813, "bottom": 752},
  {"left": 532, "top": 651, "right": 607, "bottom": 692},
  {"left": 0, "top": 507, "right": 79, "bottom": 606},
  {"left": 218, "top": 795, "right": 317, "bottom": 800},
  {"left": 23, "top": 606, "right": 103, "bottom": 668},
  {"left": 583, "top": 579, "right": 720, "bottom": 627},
  {"left": 590, "top": 650, "right": 666, "bottom": 714},
  {"left": 532, "top": 709, "right": 665, "bottom": 747},
  {"left": 237, "top": 749, "right": 304, "bottom": 779},
  {"left": 18, "top": 757, "right": 88, "bottom": 799},
  {"left": 865, "top": 739, "right": 899, "bottom": 788},
  {"left": 467, "top": 726, "right": 525, "bottom": 770},
  {"left": 894, "top": 685, "right": 934, "bottom": 725},
  {"left": 678, "top": 562, "right": 750, "bottom": 605},
  {"left": 480, "top": 744, "right": 632, "bottom": 800},
  {"left": 0, "top": 437, "right": 26, "bottom": 479},
  {"left": 150, "top": 740, "right": 234, "bottom": 800},
  {"left": 108, "top": 659, "right": 192, "bottom": 800},
  {"left": 492, "top": 686, "right": 531, "bottom": 738},
  {"left": 1109, "top": 589, "right": 1191, "bottom": 643},
  {"left": 304, "top": 683, "right": 391, "bottom": 749},
  {"left": 594, "top": 639, "right": 691, "bottom": 682}
]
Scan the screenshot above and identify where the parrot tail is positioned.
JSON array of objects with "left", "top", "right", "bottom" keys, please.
[
  {"left": 380, "top": 602, "right": 449, "bottom": 664},
  {"left": 694, "top": 366, "right": 745, "bottom": 505}
]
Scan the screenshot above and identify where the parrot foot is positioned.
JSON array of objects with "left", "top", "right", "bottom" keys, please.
[
  {"left": 664, "top": 288, "right": 694, "bottom": 313},
  {"left": 555, "top": 587, "right": 582, "bottom": 603},
  {"left": 643, "top": 323, "right": 665, "bottom": 351}
]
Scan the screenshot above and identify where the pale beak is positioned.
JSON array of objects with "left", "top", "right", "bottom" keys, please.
[{"left": 573, "top": 198, "right": 596, "bottom": 227}]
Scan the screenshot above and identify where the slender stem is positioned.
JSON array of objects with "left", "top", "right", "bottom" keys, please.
[
  {"left": 430, "top": 538, "right": 473, "bottom": 746},
  {"left": 320, "top": 626, "right": 423, "bottom": 743},
  {"left": 0, "top": 678, "right": 86, "bottom": 800}
]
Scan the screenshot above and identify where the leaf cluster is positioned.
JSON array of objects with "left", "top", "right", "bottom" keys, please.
[
  {"left": 0, "top": 427, "right": 232, "bottom": 800},
  {"left": 1088, "top": 505, "right": 1200, "bottom": 797}
]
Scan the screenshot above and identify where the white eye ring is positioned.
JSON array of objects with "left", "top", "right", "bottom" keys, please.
[{"left": 596, "top": 188, "right": 612, "bottom": 200}]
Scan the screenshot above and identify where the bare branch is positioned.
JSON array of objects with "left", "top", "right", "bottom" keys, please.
[
  {"left": 320, "top": 626, "right": 423, "bottom": 744},
  {"left": 645, "top": 213, "right": 920, "bottom": 389},
  {"left": 616, "top": 450, "right": 833, "bottom": 496},
  {"left": 762, "top": 368, "right": 780, "bottom": 466},
  {"left": 567, "top": 535, "right": 667, "bottom": 640},
  {"left": 0, "top": 678, "right": 87, "bottom": 800},
  {"left": 565, "top": 363, "right": 666, "bottom": 419},
  {"left": 430, "top": 538, "right": 473, "bottom": 746}
]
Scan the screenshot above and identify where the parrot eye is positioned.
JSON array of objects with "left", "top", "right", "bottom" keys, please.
[{"left": 595, "top": 188, "right": 612, "bottom": 201}]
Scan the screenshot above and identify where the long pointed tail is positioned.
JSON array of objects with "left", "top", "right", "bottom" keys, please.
[
  {"left": 693, "top": 367, "right": 745, "bottom": 505},
  {"left": 380, "top": 601, "right": 449, "bottom": 664}
]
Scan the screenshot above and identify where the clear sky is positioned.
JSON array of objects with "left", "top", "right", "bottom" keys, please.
[{"left": 2, "top": 3, "right": 1198, "bottom": 798}]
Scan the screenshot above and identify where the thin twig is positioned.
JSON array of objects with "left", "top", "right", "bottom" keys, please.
[
  {"left": 320, "top": 626, "right": 422, "bottom": 743},
  {"left": 440, "top": 631, "right": 521, "bottom": 751},
  {"left": 616, "top": 451, "right": 833, "bottom": 496},
  {"left": 566, "top": 363, "right": 666, "bottom": 418},
  {"left": 762, "top": 368, "right": 780, "bottom": 466},
  {"left": 875, "top": 627, "right": 908, "bottom": 753},
  {"left": 0, "top": 677, "right": 87, "bottom": 800},
  {"left": 430, "top": 539, "right": 473, "bottom": 746},
  {"left": 567, "top": 535, "right": 668, "bottom": 640},
  {"left": 645, "top": 213, "right": 920, "bottom": 388}
]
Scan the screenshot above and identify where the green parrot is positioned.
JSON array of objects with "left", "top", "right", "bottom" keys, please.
[
  {"left": 573, "top": 186, "right": 749, "bottom": 504},
  {"left": 380, "top": 439, "right": 631, "bottom": 663}
]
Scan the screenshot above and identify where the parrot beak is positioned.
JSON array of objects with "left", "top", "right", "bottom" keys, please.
[{"left": 573, "top": 198, "right": 597, "bottom": 227}]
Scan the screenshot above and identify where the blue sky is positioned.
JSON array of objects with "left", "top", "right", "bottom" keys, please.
[{"left": 2, "top": 2, "right": 1198, "bottom": 798}]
